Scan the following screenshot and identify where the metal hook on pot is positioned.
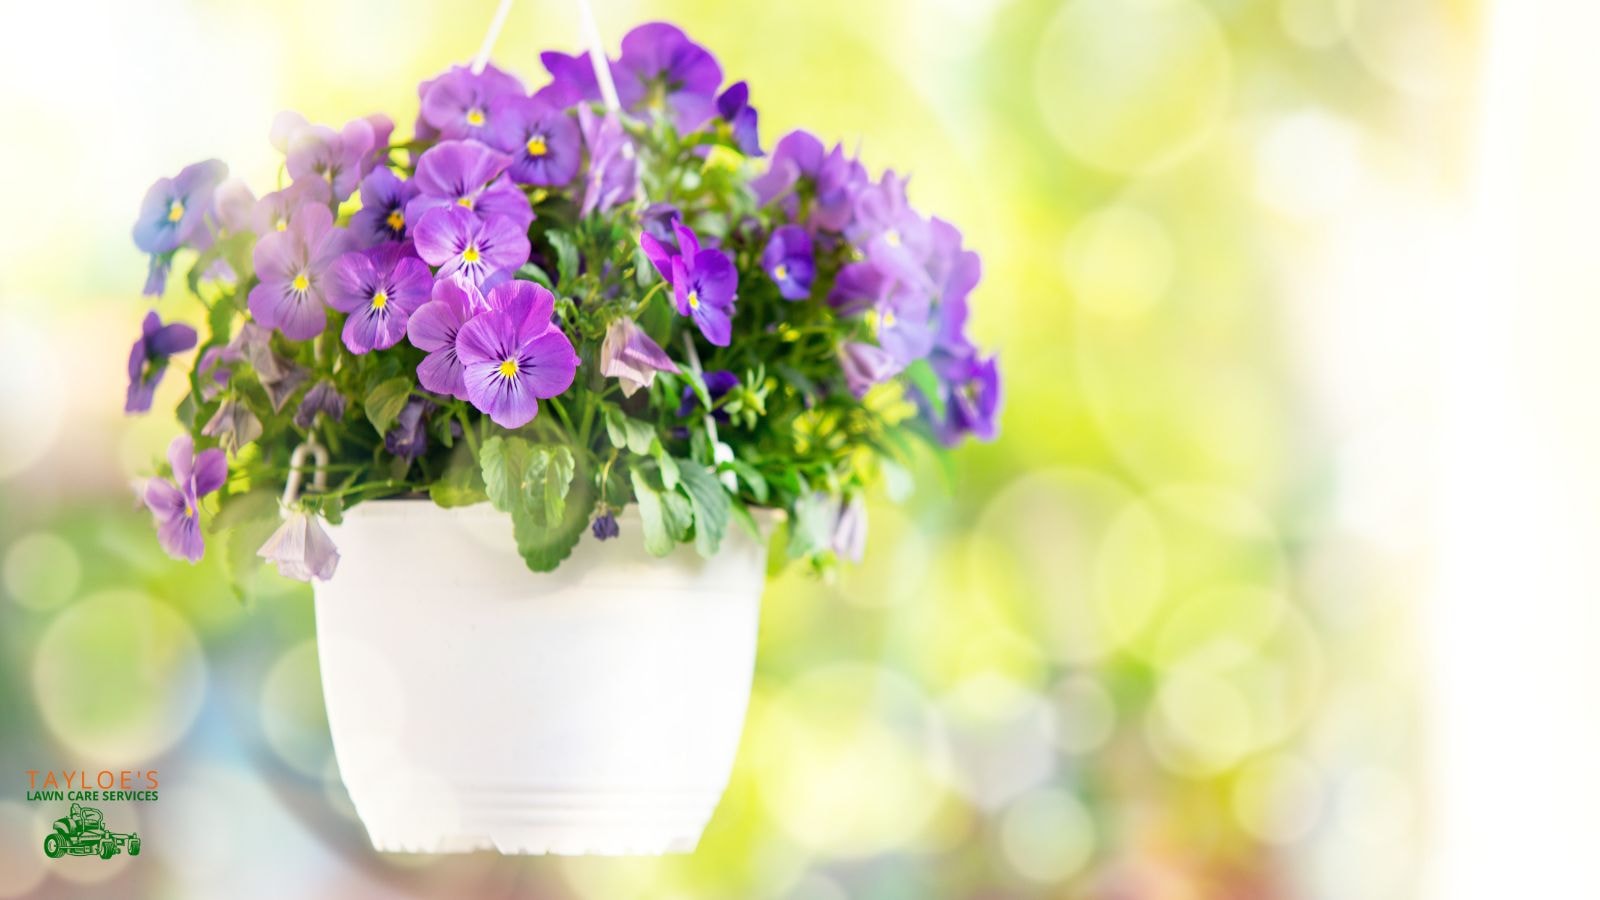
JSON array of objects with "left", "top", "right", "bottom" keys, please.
[{"left": 281, "top": 439, "right": 330, "bottom": 508}]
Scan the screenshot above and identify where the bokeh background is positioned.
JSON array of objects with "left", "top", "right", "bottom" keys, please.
[{"left": 0, "top": 0, "right": 1485, "bottom": 897}]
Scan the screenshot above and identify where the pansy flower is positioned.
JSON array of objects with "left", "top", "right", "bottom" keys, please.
[
  {"left": 455, "top": 282, "right": 580, "bottom": 428},
  {"left": 926, "top": 350, "right": 1001, "bottom": 445},
  {"left": 850, "top": 170, "right": 935, "bottom": 290},
  {"left": 211, "top": 178, "right": 256, "bottom": 236},
  {"left": 405, "top": 140, "right": 534, "bottom": 231},
  {"left": 407, "top": 277, "right": 488, "bottom": 400},
  {"left": 751, "top": 131, "right": 866, "bottom": 232},
  {"left": 591, "top": 511, "right": 620, "bottom": 541},
  {"left": 761, "top": 225, "right": 813, "bottom": 300},
  {"left": 485, "top": 96, "right": 582, "bottom": 187},
  {"left": 248, "top": 203, "right": 352, "bottom": 340},
  {"left": 258, "top": 510, "right": 340, "bottom": 582},
  {"left": 385, "top": 397, "right": 434, "bottom": 460},
  {"left": 639, "top": 220, "right": 737, "bottom": 346},
  {"left": 839, "top": 340, "right": 902, "bottom": 398},
  {"left": 202, "top": 400, "right": 264, "bottom": 457},
  {"left": 614, "top": 22, "right": 723, "bottom": 133},
  {"left": 829, "top": 260, "right": 936, "bottom": 364},
  {"left": 142, "top": 434, "right": 227, "bottom": 564},
  {"left": 349, "top": 168, "right": 419, "bottom": 247},
  {"left": 327, "top": 243, "right": 434, "bottom": 353},
  {"left": 716, "top": 81, "right": 763, "bottom": 156},
  {"left": 600, "top": 317, "right": 679, "bottom": 397},
  {"left": 293, "top": 380, "right": 346, "bottom": 430},
  {"left": 578, "top": 106, "right": 637, "bottom": 216},
  {"left": 132, "top": 159, "right": 228, "bottom": 295},
  {"left": 533, "top": 50, "right": 620, "bottom": 109},
  {"left": 418, "top": 63, "right": 524, "bottom": 142},
  {"left": 252, "top": 177, "right": 333, "bottom": 237},
  {"left": 413, "top": 206, "right": 530, "bottom": 288},
  {"left": 125, "top": 312, "right": 197, "bottom": 414},
  {"left": 271, "top": 112, "right": 390, "bottom": 202},
  {"left": 228, "top": 322, "right": 309, "bottom": 411},
  {"left": 677, "top": 369, "right": 739, "bottom": 420},
  {"left": 831, "top": 493, "right": 868, "bottom": 563}
]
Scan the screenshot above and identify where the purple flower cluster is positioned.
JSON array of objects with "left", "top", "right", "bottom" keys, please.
[
  {"left": 640, "top": 219, "right": 738, "bottom": 346},
  {"left": 753, "top": 130, "right": 1000, "bottom": 443}
]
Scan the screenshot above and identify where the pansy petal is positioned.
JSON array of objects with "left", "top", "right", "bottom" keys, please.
[
  {"left": 192, "top": 448, "right": 228, "bottom": 497},
  {"left": 520, "top": 328, "right": 580, "bottom": 397}
]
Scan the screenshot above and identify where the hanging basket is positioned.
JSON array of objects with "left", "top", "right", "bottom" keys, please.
[{"left": 313, "top": 500, "right": 768, "bottom": 855}]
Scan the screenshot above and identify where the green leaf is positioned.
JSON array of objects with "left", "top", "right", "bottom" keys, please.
[
  {"left": 631, "top": 468, "right": 676, "bottom": 557},
  {"left": 879, "top": 456, "right": 914, "bottom": 502},
  {"left": 729, "top": 498, "right": 762, "bottom": 541},
  {"left": 903, "top": 359, "right": 945, "bottom": 420},
  {"left": 430, "top": 444, "right": 488, "bottom": 508},
  {"left": 211, "top": 490, "right": 283, "bottom": 603},
  {"left": 662, "top": 490, "right": 694, "bottom": 542},
  {"left": 604, "top": 407, "right": 656, "bottom": 454},
  {"left": 516, "top": 262, "right": 555, "bottom": 290},
  {"left": 653, "top": 440, "right": 680, "bottom": 491},
  {"left": 515, "top": 459, "right": 593, "bottom": 572},
  {"left": 721, "top": 458, "right": 769, "bottom": 503},
  {"left": 364, "top": 377, "right": 413, "bottom": 436},
  {"left": 539, "top": 445, "right": 576, "bottom": 525},
  {"left": 676, "top": 460, "right": 730, "bottom": 557},
  {"left": 786, "top": 491, "right": 833, "bottom": 559},
  {"left": 481, "top": 436, "right": 587, "bottom": 571},
  {"left": 547, "top": 230, "right": 580, "bottom": 286}
]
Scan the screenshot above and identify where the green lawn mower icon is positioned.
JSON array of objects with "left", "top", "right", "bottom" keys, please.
[{"left": 41, "top": 803, "right": 141, "bottom": 860}]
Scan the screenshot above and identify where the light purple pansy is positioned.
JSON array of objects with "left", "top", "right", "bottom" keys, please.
[
  {"left": 385, "top": 397, "right": 434, "bottom": 460},
  {"left": 418, "top": 63, "right": 524, "bottom": 142},
  {"left": 750, "top": 131, "right": 866, "bottom": 232},
  {"left": 258, "top": 510, "right": 340, "bottom": 582},
  {"left": 761, "top": 224, "right": 813, "bottom": 300},
  {"left": 252, "top": 177, "right": 333, "bottom": 237},
  {"left": 142, "top": 434, "right": 227, "bottom": 564},
  {"left": 326, "top": 242, "right": 434, "bottom": 354},
  {"left": 125, "top": 312, "right": 198, "bottom": 414},
  {"left": 247, "top": 203, "right": 352, "bottom": 340},
  {"left": 577, "top": 106, "right": 637, "bottom": 217},
  {"left": 211, "top": 178, "right": 256, "bottom": 236},
  {"left": 829, "top": 259, "right": 936, "bottom": 364},
  {"left": 485, "top": 96, "right": 582, "bottom": 187},
  {"left": 839, "top": 340, "right": 902, "bottom": 398},
  {"left": 831, "top": 493, "right": 867, "bottom": 563},
  {"left": 407, "top": 277, "right": 489, "bottom": 400},
  {"left": 927, "top": 350, "right": 1001, "bottom": 445},
  {"left": 614, "top": 22, "right": 723, "bottom": 133},
  {"left": 271, "top": 112, "right": 391, "bottom": 202},
  {"left": 405, "top": 140, "right": 534, "bottom": 231},
  {"left": 716, "top": 81, "right": 763, "bottom": 156},
  {"left": 293, "top": 380, "right": 346, "bottom": 429},
  {"left": 533, "top": 50, "right": 618, "bottom": 109},
  {"left": 600, "top": 317, "right": 679, "bottom": 397},
  {"left": 455, "top": 281, "right": 580, "bottom": 428},
  {"left": 349, "top": 167, "right": 419, "bottom": 247},
  {"left": 132, "top": 159, "right": 228, "bottom": 295},
  {"left": 412, "top": 206, "right": 530, "bottom": 288}
]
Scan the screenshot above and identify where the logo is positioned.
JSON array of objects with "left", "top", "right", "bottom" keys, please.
[{"left": 40, "top": 803, "right": 142, "bottom": 860}]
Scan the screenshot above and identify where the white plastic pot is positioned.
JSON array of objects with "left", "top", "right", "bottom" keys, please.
[{"left": 312, "top": 500, "right": 768, "bottom": 855}]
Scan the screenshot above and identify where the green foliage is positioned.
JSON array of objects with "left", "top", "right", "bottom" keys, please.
[{"left": 480, "top": 436, "right": 587, "bottom": 572}]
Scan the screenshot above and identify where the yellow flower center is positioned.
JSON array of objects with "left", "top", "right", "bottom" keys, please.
[
  {"left": 275, "top": 217, "right": 289, "bottom": 232},
  {"left": 371, "top": 290, "right": 388, "bottom": 310},
  {"left": 773, "top": 263, "right": 788, "bottom": 280},
  {"left": 457, "top": 195, "right": 475, "bottom": 208},
  {"left": 466, "top": 107, "right": 486, "bottom": 127},
  {"left": 498, "top": 358, "right": 519, "bottom": 378},
  {"left": 386, "top": 209, "right": 404, "bottom": 232},
  {"left": 884, "top": 228, "right": 901, "bottom": 248},
  {"left": 687, "top": 290, "right": 700, "bottom": 310},
  {"left": 526, "top": 135, "right": 549, "bottom": 157},
  {"left": 291, "top": 272, "right": 310, "bottom": 293},
  {"left": 462, "top": 245, "right": 481, "bottom": 264},
  {"left": 883, "top": 309, "right": 897, "bottom": 327},
  {"left": 166, "top": 199, "right": 185, "bottom": 222}
]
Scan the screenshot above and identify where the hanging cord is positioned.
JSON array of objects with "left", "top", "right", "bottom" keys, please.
[
  {"left": 575, "top": 0, "right": 624, "bottom": 113},
  {"left": 281, "top": 439, "right": 330, "bottom": 509},
  {"left": 471, "top": 0, "right": 516, "bottom": 75}
]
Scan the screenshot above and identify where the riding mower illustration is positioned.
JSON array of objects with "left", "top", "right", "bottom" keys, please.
[{"left": 41, "top": 803, "right": 141, "bottom": 860}]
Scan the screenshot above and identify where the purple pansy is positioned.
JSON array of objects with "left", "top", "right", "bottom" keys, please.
[
  {"left": 125, "top": 312, "right": 197, "bottom": 414},
  {"left": 578, "top": 106, "right": 637, "bottom": 216},
  {"left": 142, "top": 434, "right": 227, "bottom": 564},
  {"left": 486, "top": 96, "right": 582, "bottom": 187},
  {"left": 418, "top": 63, "right": 524, "bottom": 143},
  {"left": 716, "top": 81, "right": 763, "bottom": 156},
  {"left": 385, "top": 397, "right": 433, "bottom": 460},
  {"left": 202, "top": 400, "right": 264, "bottom": 457},
  {"left": 252, "top": 177, "right": 333, "bottom": 237},
  {"left": 257, "top": 510, "right": 340, "bottom": 582},
  {"left": 829, "top": 260, "right": 936, "bottom": 364},
  {"left": 927, "top": 350, "right": 1001, "bottom": 445},
  {"left": 227, "top": 322, "right": 309, "bottom": 411},
  {"left": 677, "top": 369, "right": 739, "bottom": 420},
  {"left": 271, "top": 112, "right": 391, "bottom": 202},
  {"left": 327, "top": 242, "right": 433, "bottom": 354},
  {"left": 133, "top": 159, "right": 228, "bottom": 295},
  {"left": 761, "top": 225, "right": 813, "bottom": 300},
  {"left": 600, "top": 317, "right": 679, "bottom": 397},
  {"left": 248, "top": 203, "right": 352, "bottom": 340},
  {"left": 534, "top": 50, "right": 619, "bottom": 108},
  {"left": 751, "top": 131, "right": 866, "bottom": 232},
  {"left": 850, "top": 171, "right": 935, "bottom": 291},
  {"left": 839, "top": 340, "right": 902, "bottom": 398},
  {"left": 640, "top": 220, "right": 737, "bottom": 346},
  {"left": 211, "top": 178, "right": 256, "bottom": 236},
  {"left": 591, "top": 511, "right": 620, "bottom": 541},
  {"left": 349, "top": 168, "right": 419, "bottom": 247},
  {"left": 454, "top": 282, "right": 580, "bottom": 428},
  {"left": 407, "top": 277, "right": 488, "bottom": 400},
  {"left": 406, "top": 140, "right": 534, "bottom": 231},
  {"left": 293, "top": 380, "right": 346, "bottom": 429},
  {"left": 831, "top": 493, "right": 867, "bottom": 563},
  {"left": 412, "top": 206, "right": 530, "bottom": 287},
  {"left": 640, "top": 203, "right": 681, "bottom": 245},
  {"left": 614, "top": 22, "right": 723, "bottom": 133},
  {"left": 195, "top": 345, "right": 234, "bottom": 401}
]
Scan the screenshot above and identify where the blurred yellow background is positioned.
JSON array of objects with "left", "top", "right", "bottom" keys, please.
[{"left": 0, "top": 0, "right": 1481, "bottom": 897}]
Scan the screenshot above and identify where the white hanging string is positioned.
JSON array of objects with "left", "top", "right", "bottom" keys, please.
[
  {"left": 574, "top": 0, "right": 624, "bottom": 114},
  {"left": 471, "top": 0, "right": 516, "bottom": 75},
  {"left": 281, "top": 439, "right": 330, "bottom": 508}
]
